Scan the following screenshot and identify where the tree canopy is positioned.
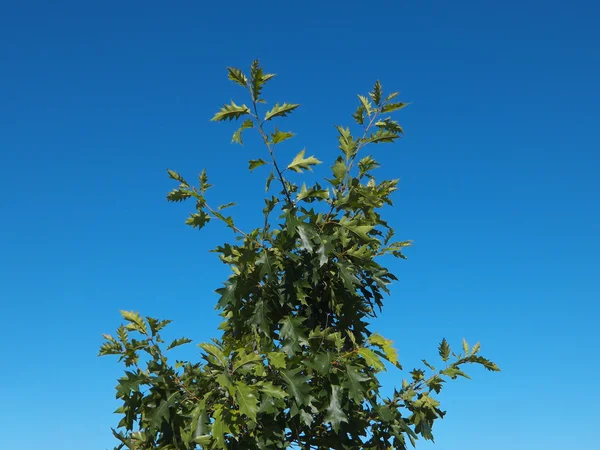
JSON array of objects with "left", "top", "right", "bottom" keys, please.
[{"left": 100, "top": 60, "right": 499, "bottom": 450}]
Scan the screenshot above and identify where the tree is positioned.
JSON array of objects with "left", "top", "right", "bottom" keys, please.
[{"left": 99, "top": 60, "right": 499, "bottom": 450}]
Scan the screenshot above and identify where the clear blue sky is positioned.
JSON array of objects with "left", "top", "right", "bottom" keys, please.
[{"left": 1, "top": 1, "right": 598, "bottom": 449}]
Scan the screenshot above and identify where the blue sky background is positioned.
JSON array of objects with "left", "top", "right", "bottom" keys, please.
[{"left": 1, "top": 1, "right": 599, "bottom": 449}]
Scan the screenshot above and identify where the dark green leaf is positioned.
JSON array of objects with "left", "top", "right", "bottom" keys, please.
[
  {"left": 324, "top": 385, "right": 348, "bottom": 432},
  {"left": 249, "top": 158, "right": 268, "bottom": 171},
  {"left": 167, "top": 337, "right": 192, "bottom": 350},
  {"left": 438, "top": 338, "right": 451, "bottom": 362}
]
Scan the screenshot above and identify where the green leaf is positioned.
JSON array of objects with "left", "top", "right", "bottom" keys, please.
[
  {"left": 167, "top": 337, "right": 192, "bottom": 350},
  {"left": 215, "top": 280, "right": 237, "bottom": 310},
  {"left": 249, "top": 158, "right": 268, "bottom": 172},
  {"left": 211, "top": 101, "right": 251, "bottom": 122},
  {"left": 120, "top": 311, "right": 148, "bottom": 335},
  {"left": 324, "top": 385, "right": 348, "bottom": 432},
  {"left": 268, "top": 352, "right": 287, "bottom": 369},
  {"left": 462, "top": 338, "right": 469, "bottom": 355},
  {"left": 438, "top": 338, "right": 451, "bottom": 362},
  {"left": 185, "top": 211, "right": 210, "bottom": 230},
  {"left": 258, "top": 381, "right": 288, "bottom": 399},
  {"left": 271, "top": 129, "right": 294, "bottom": 144},
  {"left": 199, "top": 169, "right": 212, "bottom": 193},
  {"left": 279, "top": 316, "right": 308, "bottom": 354},
  {"left": 287, "top": 149, "right": 322, "bottom": 173},
  {"left": 147, "top": 317, "right": 171, "bottom": 336},
  {"left": 358, "top": 348, "right": 385, "bottom": 372},
  {"left": 369, "top": 80, "right": 383, "bottom": 106},
  {"left": 281, "top": 367, "right": 311, "bottom": 405},
  {"left": 343, "top": 365, "right": 369, "bottom": 403},
  {"left": 166, "top": 189, "right": 192, "bottom": 202},
  {"left": 335, "top": 125, "right": 357, "bottom": 159},
  {"left": 382, "top": 102, "right": 408, "bottom": 113},
  {"left": 199, "top": 342, "right": 228, "bottom": 368},
  {"left": 358, "top": 95, "right": 373, "bottom": 116},
  {"left": 352, "top": 104, "right": 366, "bottom": 125},
  {"left": 297, "top": 223, "right": 315, "bottom": 251},
  {"left": 249, "top": 60, "right": 275, "bottom": 102},
  {"left": 232, "top": 119, "right": 253, "bottom": 145},
  {"left": 116, "top": 371, "right": 146, "bottom": 396},
  {"left": 264, "top": 103, "right": 300, "bottom": 121},
  {"left": 422, "top": 359, "right": 436, "bottom": 371},
  {"left": 265, "top": 170, "right": 275, "bottom": 191},
  {"left": 365, "top": 128, "right": 399, "bottom": 145},
  {"left": 211, "top": 405, "right": 230, "bottom": 449},
  {"left": 218, "top": 202, "right": 236, "bottom": 210},
  {"left": 331, "top": 157, "right": 346, "bottom": 181},
  {"left": 232, "top": 351, "right": 263, "bottom": 373},
  {"left": 338, "top": 217, "right": 374, "bottom": 242},
  {"left": 235, "top": 382, "right": 259, "bottom": 422},
  {"left": 369, "top": 333, "right": 401, "bottom": 368},
  {"left": 305, "top": 352, "right": 332, "bottom": 374},
  {"left": 441, "top": 367, "right": 471, "bottom": 380},
  {"left": 149, "top": 392, "right": 180, "bottom": 428},
  {"left": 249, "top": 299, "right": 271, "bottom": 335},
  {"left": 227, "top": 67, "right": 248, "bottom": 88},
  {"left": 166, "top": 169, "right": 188, "bottom": 186}
]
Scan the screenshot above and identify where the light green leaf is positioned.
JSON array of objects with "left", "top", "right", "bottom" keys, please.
[
  {"left": 369, "top": 333, "right": 401, "bottom": 368},
  {"left": 335, "top": 125, "right": 357, "bottom": 159},
  {"left": 287, "top": 149, "right": 322, "bottom": 173},
  {"left": 268, "top": 352, "right": 287, "bottom": 369},
  {"left": 120, "top": 311, "right": 148, "bottom": 335},
  {"left": 264, "top": 103, "right": 299, "bottom": 121},
  {"left": 227, "top": 67, "right": 248, "bottom": 87},
  {"left": 271, "top": 129, "right": 294, "bottom": 144},
  {"left": 232, "top": 119, "right": 253, "bottom": 145},
  {"left": 211, "top": 100, "right": 251, "bottom": 122},
  {"left": 441, "top": 367, "right": 471, "bottom": 379},
  {"left": 331, "top": 157, "right": 346, "bottom": 181},
  {"left": 358, "top": 348, "right": 385, "bottom": 372},
  {"left": 358, "top": 95, "right": 373, "bottom": 116},
  {"left": 166, "top": 169, "right": 188, "bottom": 186}
]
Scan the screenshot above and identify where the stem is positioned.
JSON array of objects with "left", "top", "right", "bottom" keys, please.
[
  {"left": 252, "top": 100, "right": 294, "bottom": 206},
  {"left": 321, "top": 106, "right": 383, "bottom": 228}
]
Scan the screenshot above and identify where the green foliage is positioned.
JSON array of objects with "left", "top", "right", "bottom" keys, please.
[{"left": 100, "top": 60, "right": 499, "bottom": 450}]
